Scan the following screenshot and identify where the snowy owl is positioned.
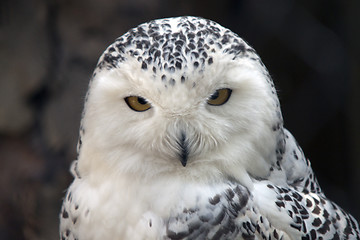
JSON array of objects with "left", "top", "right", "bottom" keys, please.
[{"left": 60, "top": 16, "right": 360, "bottom": 239}]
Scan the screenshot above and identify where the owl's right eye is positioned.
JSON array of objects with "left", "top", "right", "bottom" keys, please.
[
  {"left": 124, "top": 96, "right": 151, "bottom": 112},
  {"left": 207, "top": 88, "right": 232, "bottom": 106}
]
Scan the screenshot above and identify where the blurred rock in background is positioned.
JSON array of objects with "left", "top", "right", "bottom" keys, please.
[{"left": 0, "top": 0, "right": 359, "bottom": 239}]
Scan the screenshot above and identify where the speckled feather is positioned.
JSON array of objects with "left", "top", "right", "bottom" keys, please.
[{"left": 60, "top": 16, "right": 360, "bottom": 240}]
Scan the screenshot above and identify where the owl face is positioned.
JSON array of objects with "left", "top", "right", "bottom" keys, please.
[{"left": 78, "top": 17, "right": 282, "bottom": 184}]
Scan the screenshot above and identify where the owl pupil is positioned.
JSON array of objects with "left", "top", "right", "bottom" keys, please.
[
  {"left": 137, "top": 97, "right": 147, "bottom": 105},
  {"left": 210, "top": 91, "right": 219, "bottom": 100}
]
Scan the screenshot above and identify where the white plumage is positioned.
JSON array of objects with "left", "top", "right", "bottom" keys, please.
[{"left": 60, "top": 16, "right": 359, "bottom": 239}]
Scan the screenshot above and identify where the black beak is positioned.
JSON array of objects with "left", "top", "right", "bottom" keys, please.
[{"left": 177, "top": 132, "right": 189, "bottom": 167}]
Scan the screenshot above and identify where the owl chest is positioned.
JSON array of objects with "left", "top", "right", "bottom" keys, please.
[{"left": 64, "top": 178, "right": 204, "bottom": 239}]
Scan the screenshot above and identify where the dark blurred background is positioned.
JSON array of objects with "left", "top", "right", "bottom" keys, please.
[{"left": 0, "top": 0, "right": 359, "bottom": 239}]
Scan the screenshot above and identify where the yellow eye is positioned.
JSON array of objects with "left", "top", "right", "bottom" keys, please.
[
  {"left": 207, "top": 88, "right": 232, "bottom": 106},
  {"left": 125, "top": 96, "right": 151, "bottom": 112}
]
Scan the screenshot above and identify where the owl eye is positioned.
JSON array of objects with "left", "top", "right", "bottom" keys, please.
[
  {"left": 207, "top": 88, "right": 232, "bottom": 106},
  {"left": 125, "top": 96, "right": 151, "bottom": 112}
]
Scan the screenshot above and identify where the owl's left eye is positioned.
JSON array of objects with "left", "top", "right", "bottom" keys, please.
[
  {"left": 124, "top": 96, "right": 151, "bottom": 112},
  {"left": 207, "top": 88, "right": 232, "bottom": 106}
]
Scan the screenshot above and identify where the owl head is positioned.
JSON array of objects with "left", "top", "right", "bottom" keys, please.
[{"left": 76, "top": 16, "right": 284, "bottom": 188}]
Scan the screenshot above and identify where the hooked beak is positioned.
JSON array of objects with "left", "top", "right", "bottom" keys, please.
[{"left": 177, "top": 132, "right": 189, "bottom": 167}]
